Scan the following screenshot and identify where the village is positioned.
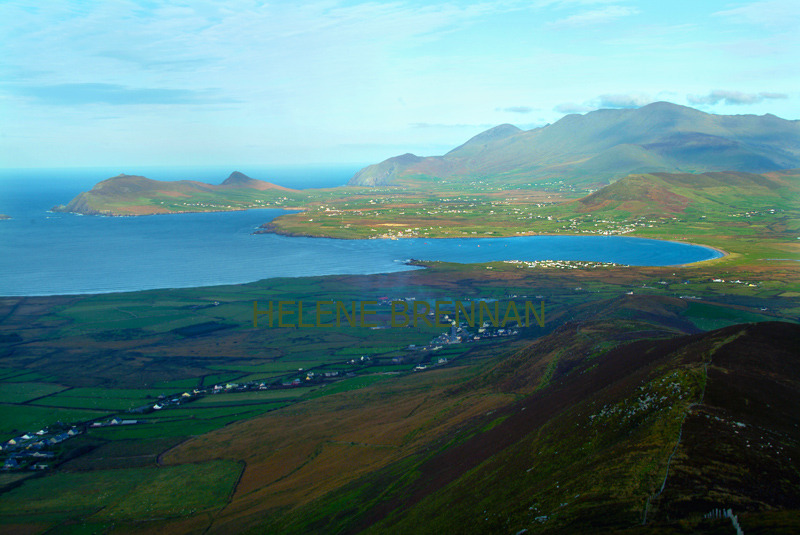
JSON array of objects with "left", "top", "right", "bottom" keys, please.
[
  {"left": 1, "top": 307, "right": 526, "bottom": 472},
  {"left": 503, "top": 259, "right": 626, "bottom": 269}
]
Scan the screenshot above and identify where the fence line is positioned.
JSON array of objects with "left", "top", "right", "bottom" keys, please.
[{"left": 704, "top": 508, "right": 744, "bottom": 535}]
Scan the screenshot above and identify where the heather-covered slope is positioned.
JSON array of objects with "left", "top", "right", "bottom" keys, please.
[
  {"left": 354, "top": 321, "right": 800, "bottom": 535},
  {"left": 311, "top": 321, "right": 799, "bottom": 534}
]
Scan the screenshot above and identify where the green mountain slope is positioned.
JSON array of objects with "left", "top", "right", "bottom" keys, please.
[{"left": 348, "top": 102, "right": 800, "bottom": 188}]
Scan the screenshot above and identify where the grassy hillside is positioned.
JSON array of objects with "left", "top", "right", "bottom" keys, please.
[{"left": 575, "top": 169, "right": 798, "bottom": 214}]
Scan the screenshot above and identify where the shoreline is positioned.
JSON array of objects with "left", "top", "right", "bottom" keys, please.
[
  {"left": 51, "top": 205, "right": 306, "bottom": 217},
  {"left": 0, "top": 238, "right": 727, "bottom": 299},
  {"left": 256, "top": 222, "right": 729, "bottom": 262}
]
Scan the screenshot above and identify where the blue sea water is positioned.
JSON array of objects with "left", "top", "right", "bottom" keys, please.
[{"left": 0, "top": 167, "right": 722, "bottom": 296}]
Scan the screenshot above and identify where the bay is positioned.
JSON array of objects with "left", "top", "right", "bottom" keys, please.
[{"left": 0, "top": 167, "right": 722, "bottom": 296}]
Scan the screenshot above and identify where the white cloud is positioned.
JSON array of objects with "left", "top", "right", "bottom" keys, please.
[
  {"left": 549, "top": 5, "right": 639, "bottom": 28},
  {"left": 411, "top": 122, "right": 493, "bottom": 129},
  {"left": 554, "top": 102, "right": 594, "bottom": 113},
  {"left": 9, "top": 83, "right": 233, "bottom": 106},
  {"left": 595, "top": 93, "right": 653, "bottom": 108},
  {"left": 554, "top": 93, "right": 653, "bottom": 114},
  {"left": 499, "top": 106, "right": 534, "bottom": 113},
  {"left": 687, "top": 90, "right": 789, "bottom": 105},
  {"left": 714, "top": 0, "right": 800, "bottom": 30}
]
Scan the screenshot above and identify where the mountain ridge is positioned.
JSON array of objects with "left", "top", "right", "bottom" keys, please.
[{"left": 348, "top": 102, "right": 800, "bottom": 188}]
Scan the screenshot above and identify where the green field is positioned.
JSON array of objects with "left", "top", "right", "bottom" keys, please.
[
  {"left": 151, "top": 377, "right": 202, "bottom": 389},
  {"left": 0, "top": 382, "right": 68, "bottom": 403},
  {"left": 0, "top": 460, "right": 242, "bottom": 523},
  {"left": 207, "top": 360, "right": 323, "bottom": 374},
  {"left": 681, "top": 301, "right": 778, "bottom": 331},
  {"left": 31, "top": 393, "right": 156, "bottom": 411},
  {"left": 306, "top": 375, "right": 388, "bottom": 399},
  {"left": 193, "top": 390, "right": 309, "bottom": 404},
  {"left": 86, "top": 401, "right": 292, "bottom": 440},
  {"left": 0, "top": 404, "right": 110, "bottom": 440}
]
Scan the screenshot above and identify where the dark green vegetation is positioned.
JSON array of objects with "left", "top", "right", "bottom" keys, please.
[
  {"left": 0, "top": 251, "right": 798, "bottom": 533},
  {"left": 0, "top": 460, "right": 242, "bottom": 524},
  {"left": 349, "top": 102, "right": 800, "bottom": 188}
]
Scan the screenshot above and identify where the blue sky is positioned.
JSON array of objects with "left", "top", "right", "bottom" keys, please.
[{"left": 1, "top": 0, "right": 798, "bottom": 168}]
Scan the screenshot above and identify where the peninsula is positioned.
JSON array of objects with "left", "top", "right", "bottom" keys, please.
[{"left": 51, "top": 171, "right": 306, "bottom": 216}]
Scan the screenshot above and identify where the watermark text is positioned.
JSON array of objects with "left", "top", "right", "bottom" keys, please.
[{"left": 253, "top": 300, "right": 545, "bottom": 328}]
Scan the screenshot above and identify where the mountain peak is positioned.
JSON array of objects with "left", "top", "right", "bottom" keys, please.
[
  {"left": 446, "top": 124, "right": 523, "bottom": 157},
  {"left": 221, "top": 171, "right": 254, "bottom": 186},
  {"left": 639, "top": 101, "right": 691, "bottom": 111}
]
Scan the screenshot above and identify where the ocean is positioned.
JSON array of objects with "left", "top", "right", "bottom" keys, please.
[{"left": 0, "top": 166, "right": 722, "bottom": 296}]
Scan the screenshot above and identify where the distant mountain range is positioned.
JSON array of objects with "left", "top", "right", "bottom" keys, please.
[
  {"left": 52, "top": 172, "right": 296, "bottom": 216},
  {"left": 348, "top": 102, "right": 800, "bottom": 188}
]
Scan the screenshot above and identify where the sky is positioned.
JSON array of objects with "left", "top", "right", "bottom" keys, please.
[{"left": 1, "top": 0, "right": 798, "bottom": 168}]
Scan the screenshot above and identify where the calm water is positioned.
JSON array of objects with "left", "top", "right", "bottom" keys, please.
[{"left": 0, "top": 167, "right": 722, "bottom": 296}]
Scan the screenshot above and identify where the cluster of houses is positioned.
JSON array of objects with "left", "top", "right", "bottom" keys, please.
[
  {"left": 89, "top": 417, "right": 139, "bottom": 428},
  {"left": 503, "top": 259, "right": 625, "bottom": 270},
  {"left": 412, "top": 357, "right": 449, "bottom": 371},
  {"left": 729, "top": 208, "right": 780, "bottom": 218},
  {"left": 407, "top": 319, "right": 519, "bottom": 355},
  {"left": 710, "top": 278, "right": 758, "bottom": 287},
  {"left": 2, "top": 425, "right": 81, "bottom": 471},
  {"left": 558, "top": 216, "right": 653, "bottom": 235},
  {"left": 129, "top": 391, "right": 196, "bottom": 413}
]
